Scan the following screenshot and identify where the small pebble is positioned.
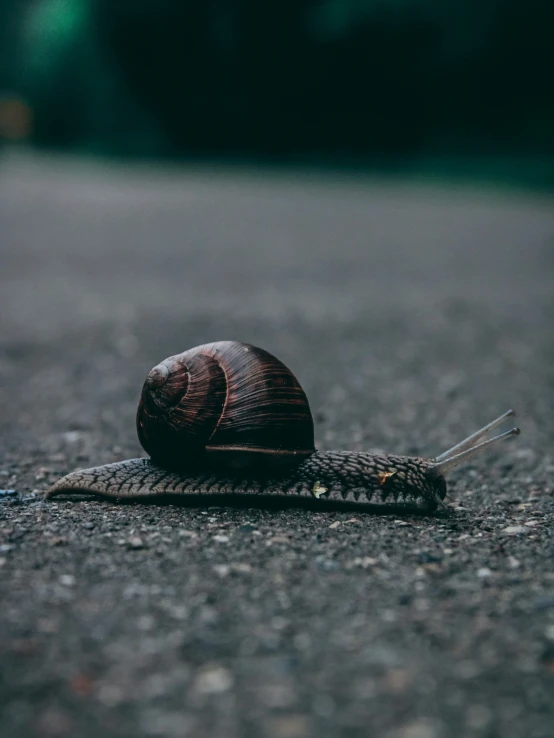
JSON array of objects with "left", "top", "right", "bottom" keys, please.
[
  {"left": 35, "top": 467, "right": 52, "bottom": 481},
  {"left": 502, "top": 526, "right": 529, "bottom": 535},
  {"left": 545, "top": 625, "right": 554, "bottom": 641},
  {"left": 238, "top": 523, "right": 257, "bottom": 533},
  {"left": 59, "top": 575, "right": 76, "bottom": 587},
  {"left": 0, "top": 489, "right": 17, "bottom": 497},
  {"left": 316, "top": 557, "right": 340, "bottom": 571},
  {"left": 195, "top": 666, "right": 233, "bottom": 695},
  {"left": 62, "top": 431, "right": 82, "bottom": 443},
  {"left": 350, "top": 556, "right": 378, "bottom": 569},
  {"left": 233, "top": 562, "right": 251, "bottom": 573}
]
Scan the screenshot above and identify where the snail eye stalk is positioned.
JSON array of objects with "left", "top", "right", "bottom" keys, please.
[
  {"left": 434, "top": 409, "right": 515, "bottom": 463},
  {"left": 430, "top": 410, "right": 520, "bottom": 476}
]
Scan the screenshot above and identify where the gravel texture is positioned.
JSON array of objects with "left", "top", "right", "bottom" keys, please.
[{"left": 1, "top": 153, "right": 553, "bottom": 738}]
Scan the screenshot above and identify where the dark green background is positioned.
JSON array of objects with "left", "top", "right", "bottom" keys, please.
[{"left": 2, "top": 0, "right": 554, "bottom": 185}]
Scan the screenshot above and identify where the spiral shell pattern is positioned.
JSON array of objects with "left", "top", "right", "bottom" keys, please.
[{"left": 136, "top": 341, "right": 315, "bottom": 470}]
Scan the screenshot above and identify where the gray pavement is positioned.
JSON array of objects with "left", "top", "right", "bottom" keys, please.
[{"left": 0, "top": 152, "right": 553, "bottom": 738}]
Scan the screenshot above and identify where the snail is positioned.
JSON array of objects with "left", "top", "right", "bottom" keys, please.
[{"left": 46, "top": 341, "right": 520, "bottom": 512}]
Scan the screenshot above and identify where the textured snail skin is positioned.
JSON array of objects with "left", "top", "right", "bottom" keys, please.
[{"left": 45, "top": 450, "right": 447, "bottom": 512}]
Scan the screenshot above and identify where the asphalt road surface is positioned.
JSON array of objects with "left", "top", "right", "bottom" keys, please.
[{"left": 1, "top": 153, "right": 553, "bottom": 738}]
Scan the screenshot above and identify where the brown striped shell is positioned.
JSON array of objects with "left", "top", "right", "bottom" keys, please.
[{"left": 136, "top": 341, "right": 315, "bottom": 470}]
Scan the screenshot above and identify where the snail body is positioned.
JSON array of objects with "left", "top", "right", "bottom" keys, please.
[{"left": 46, "top": 341, "right": 520, "bottom": 512}]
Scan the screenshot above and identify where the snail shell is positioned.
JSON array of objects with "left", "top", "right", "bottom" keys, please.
[{"left": 136, "top": 341, "right": 315, "bottom": 471}]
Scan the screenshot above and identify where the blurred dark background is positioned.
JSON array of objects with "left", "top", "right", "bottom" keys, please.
[
  {"left": 1, "top": 0, "right": 554, "bottom": 183},
  {"left": 1, "top": 7, "right": 554, "bottom": 737}
]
